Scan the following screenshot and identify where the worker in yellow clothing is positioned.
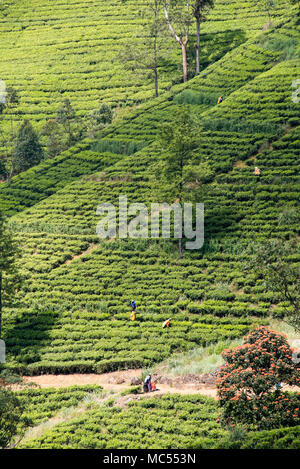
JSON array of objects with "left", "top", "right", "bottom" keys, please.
[
  {"left": 217, "top": 96, "right": 223, "bottom": 104},
  {"left": 130, "top": 311, "right": 136, "bottom": 321},
  {"left": 162, "top": 318, "right": 172, "bottom": 328}
]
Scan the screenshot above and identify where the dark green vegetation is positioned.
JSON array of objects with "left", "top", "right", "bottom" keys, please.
[
  {"left": 16, "top": 392, "right": 300, "bottom": 449},
  {"left": 16, "top": 393, "right": 247, "bottom": 449},
  {"left": 0, "top": 386, "right": 29, "bottom": 448},
  {"left": 0, "top": 0, "right": 299, "bottom": 450},
  {"left": 16, "top": 385, "right": 103, "bottom": 426},
  {"left": 0, "top": 382, "right": 102, "bottom": 448}
]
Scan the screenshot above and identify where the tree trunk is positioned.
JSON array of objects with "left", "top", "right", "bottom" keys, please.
[
  {"left": 178, "top": 156, "right": 184, "bottom": 259},
  {"left": 154, "top": 28, "right": 159, "bottom": 98},
  {"left": 178, "top": 237, "right": 183, "bottom": 259},
  {"left": 196, "top": 20, "right": 200, "bottom": 75},
  {"left": 154, "top": 67, "right": 159, "bottom": 98},
  {"left": 164, "top": 1, "right": 189, "bottom": 84},
  {"left": 182, "top": 42, "right": 188, "bottom": 83}
]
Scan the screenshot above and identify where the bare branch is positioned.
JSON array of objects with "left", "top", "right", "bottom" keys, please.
[{"left": 163, "top": 0, "right": 182, "bottom": 44}]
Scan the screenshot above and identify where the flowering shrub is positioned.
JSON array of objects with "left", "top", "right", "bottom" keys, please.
[{"left": 217, "top": 326, "right": 300, "bottom": 429}]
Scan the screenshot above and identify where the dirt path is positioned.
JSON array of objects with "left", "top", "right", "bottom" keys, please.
[
  {"left": 21, "top": 369, "right": 218, "bottom": 399},
  {"left": 20, "top": 369, "right": 298, "bottom": 400}
]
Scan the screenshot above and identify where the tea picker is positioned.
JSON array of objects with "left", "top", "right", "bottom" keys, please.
[
  {"left": 162, "top": 318, "right": 172, "bottom": 328},
  {"left": 130, "top": 299, "right": 137, "bottom": 321},
  {"left": 143, "top": 373, "right": 152, "bottom": 392},
  {"left": 130, "top": 311, "right": 136, "bottom": 321}
]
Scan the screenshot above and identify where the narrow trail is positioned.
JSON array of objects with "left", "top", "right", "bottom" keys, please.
[{"left": 21, "top": 369, "right": 218, "bottom": 399}]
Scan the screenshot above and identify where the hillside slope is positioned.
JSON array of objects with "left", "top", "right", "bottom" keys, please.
[
  {"left": 0, "top": 0, "right": 289, "bottom": 133},
  {"left": 1, "top": 3, "right": 300, "bottom": 374},
  {"left": 0, "top": 10, "right": 297, "bottom": 216}
]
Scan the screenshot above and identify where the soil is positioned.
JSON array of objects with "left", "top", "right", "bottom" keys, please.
[
  {"left": 18, "top": 369, "right": 297, "bottom": 400},
  {"left": 20, "top": 369, "right": 219, "bottom": 399}
]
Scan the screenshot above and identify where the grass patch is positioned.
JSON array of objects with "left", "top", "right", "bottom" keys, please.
[{"left": 155, "top": 339, "right": 244, "bottom": 377}]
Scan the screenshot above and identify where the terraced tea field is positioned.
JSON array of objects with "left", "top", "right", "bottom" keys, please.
[
  {"left": 0, "top": 11, "right": 298, "bottom": 216},
  {"left": 0, "top": 0, "right": 289, "bottom": 146},
  {"left": 0, "top": 0, "right": 299, "bottom": 451},
  {"left": 16, "top": 391, "right": 300, "bottom": 449},
  {"left": 1, "top": 4, "right": 299, "bottom": 374}
]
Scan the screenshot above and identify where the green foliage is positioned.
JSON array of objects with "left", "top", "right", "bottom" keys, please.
[
  {"left": 0, "top": 0, "right": 298, "bottom": 379},
  {"left": 91, "top": 139, "right": 148, "bottom": 155},
  {"left": 16, "top": 385, "right": 103, "bottom": 426},
  {"left": 55, "top": 98, "right": 83, "bottom": 147},
  {"left": 85, "top": 103, "right": 114, "bottom": 138},
  {"left": 216, "top": 424, "right": 300, "bottom": 448},
  {"left": 120, "top": 386, "right": 141, "bottom": 396},
  {"left": 0, "top": 212, "right": 22, "bottom": 336},
  {"left": 157, "top": 105, "right": 206, "bottom": 200},
  {"left": 262, "top": 37, "right": 300, "bottom": 59},
  {"left": 255, "top": 0, "right": 278, "bottom": 20},
  {"left": 201, "top": 118, "right": 280, "bottom": 135},
  {"left": 18, "top": 394, "right": 225, "bottom": 449},
  {"left": 0, "top": 158, "right": 7, "bottom": 179},
  {"left": 0, "top": 386, "right": 31, "bottom": 448},
  {"left": 247, "top": 238, "right": 300, "bottom": 330},
  {"left": 41, "top": 119, "right": 68, "bottom": 159},
  {"left": 175, "top": 89, "right": 219, "bottom": 105},
  {"left": 12, "top": 120, "right": 44, "bottom": 174}
]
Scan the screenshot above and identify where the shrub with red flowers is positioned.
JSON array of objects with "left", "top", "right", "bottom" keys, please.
[{"left": 217, "top": 326, "right": 300, "bottom": 430}]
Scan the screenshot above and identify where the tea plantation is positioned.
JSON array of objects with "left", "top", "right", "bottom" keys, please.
[
  {"left": 17, "top": 393, "right": 300, "bottom": 449},
  {"left": 0, "top": 0, "right": 299, "bottom": 450},
  {"left": 1, "top": 1, "right": 299, "bottom": 374}
]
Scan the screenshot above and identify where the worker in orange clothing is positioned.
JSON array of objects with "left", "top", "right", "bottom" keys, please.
[
  {"left": 151, "top": 381, "right": 157, "bottom": 391},
  {"left": 162, "top": 318, "right": 172, "bottom": 328}
]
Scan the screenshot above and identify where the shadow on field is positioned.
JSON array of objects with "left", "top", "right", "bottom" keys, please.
[
  {"left": 187, "top": 29, "right": 247, "bottom": 79},
  {"left": 159, "top": 28, "right": 247, "bottom": 84},
  {"left": 3, "top": 308, "right": 59, "bottom": 372},
  {"left": 204, "top": 205, "right": 244, "bottom": 240}
]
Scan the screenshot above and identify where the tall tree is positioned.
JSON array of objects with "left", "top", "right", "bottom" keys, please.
[
  {"left": 0, "top": 86, "right": 20, "bottom": 178},
  {"left": 249, "top": 239, "right": 300, "bottom": 332},
  {"left": 246, "top": 209, "right": 300, "bottom": 331},
  {"left": 12, "top": 119, "right": 44, "bottom": 174},
  {"left": 4, "top": 87, "right": 19, "bottom": 136},
  {"left": 256, "top": 0, "right": 277, "bottom": 21},
  {"left": 40, "top": 119, "right": 67, "bottom": 159},
  {"left": 0, "top": 158, "right": 6, "bottom": 180},
  {"left": 55, "top": 98, "right": 83, "bottom": 146},
  {"left": 85, "top": 103, "right": 114, "bottom": 138},
  {"left": 192, "top": 0, "right": 214, "bottom": 75},
  {"left": 0, "top": 86, "right": 19, "bottom": 136},
  {"left": 120, "top": 0, "right": 166, "bottom": 98},
  {"left": 0, "top": 212, "right": 21, "bottom": 338},
  {"left": 0, "top": 371, "right": 32, "bottom": 448},
  {"left": 157, "top": 105, "right": 212, "bottom": 258},
  {"left": 163, "top": 0, "right": 192, "bottom": 83}
]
